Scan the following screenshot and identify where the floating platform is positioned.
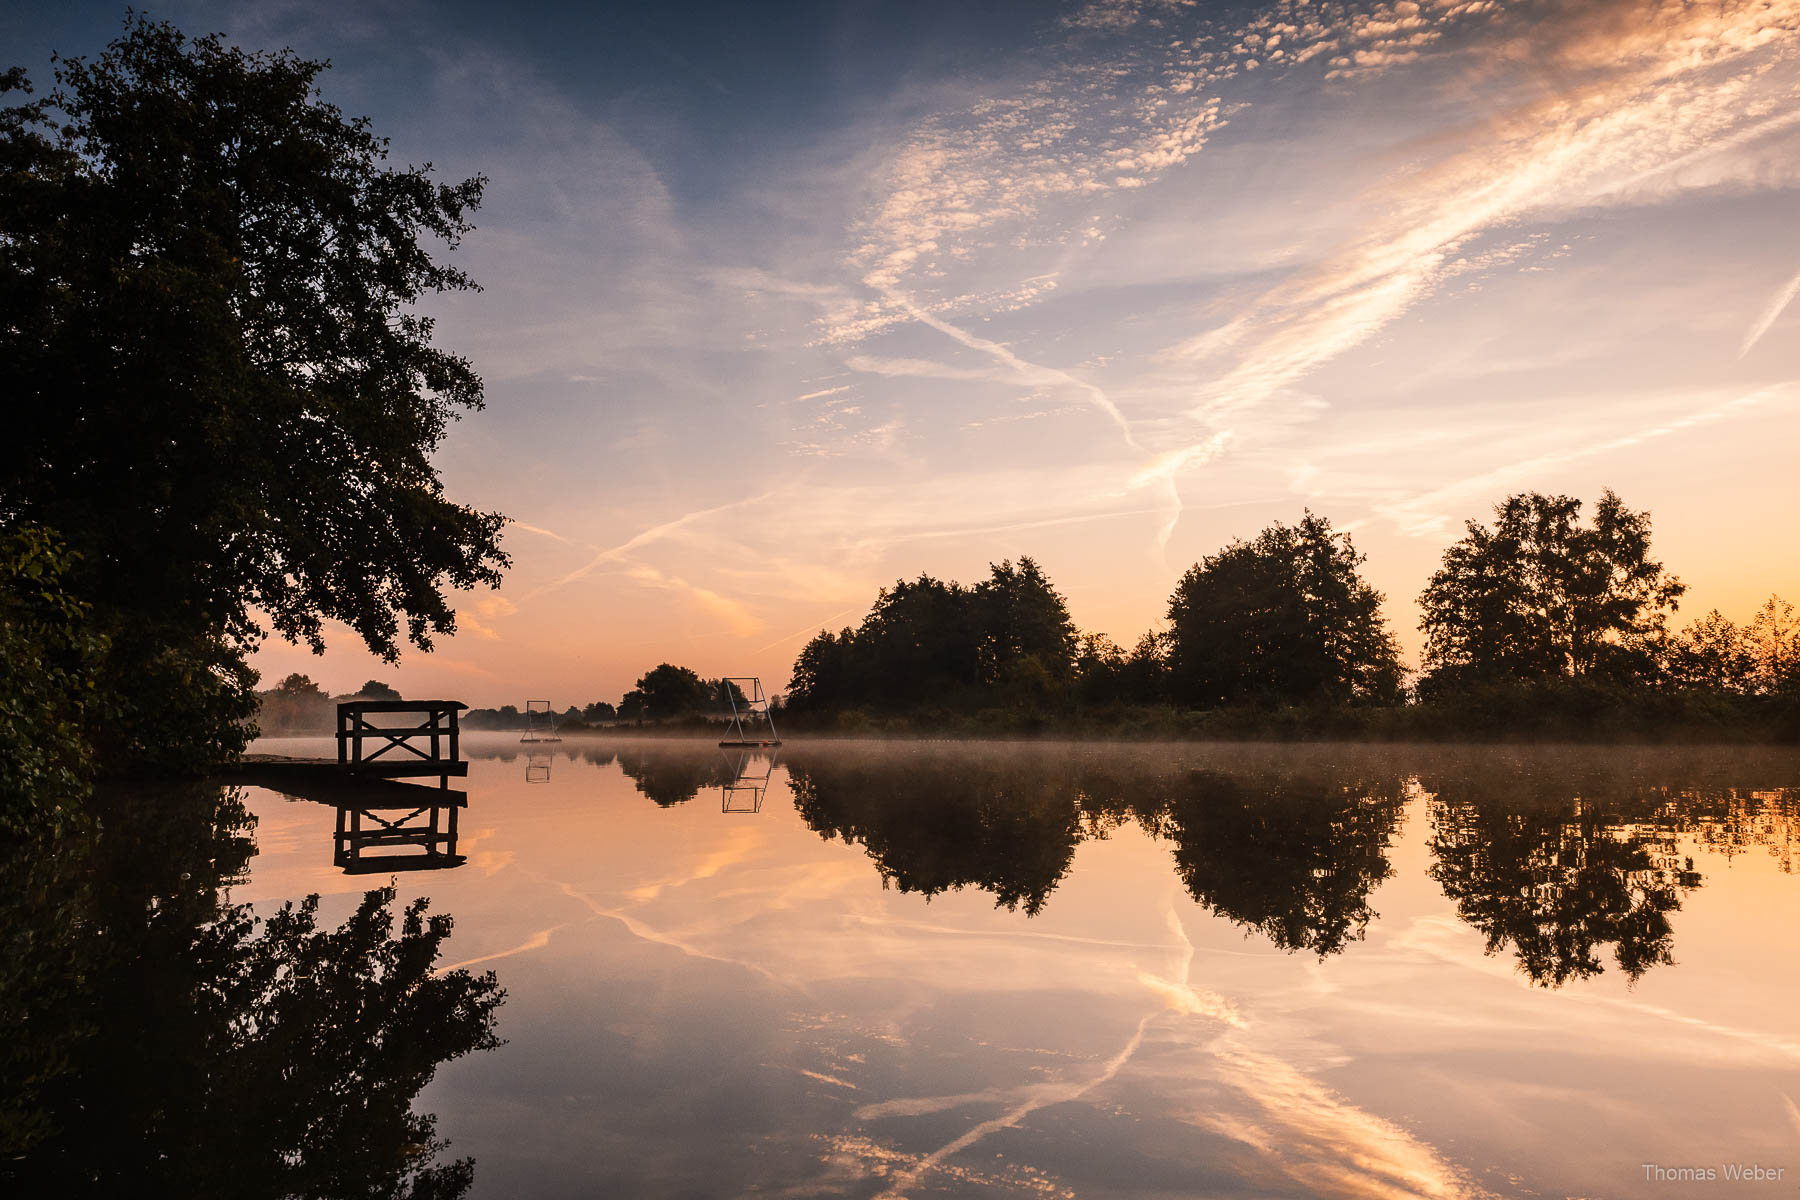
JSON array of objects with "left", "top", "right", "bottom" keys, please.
[
  {"left": 719, "top": 739, "right": 782, "bottom": 748},
  {"left": 220, "top": 757, "right": 468, "bottom": 806},
  {"left": 519, "top": 736, "right": 562, "bottom": 743}
]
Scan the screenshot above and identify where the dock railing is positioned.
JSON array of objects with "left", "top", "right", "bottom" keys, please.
[{"left": 336, "top": 700, "right": 469, "bottom": 780}]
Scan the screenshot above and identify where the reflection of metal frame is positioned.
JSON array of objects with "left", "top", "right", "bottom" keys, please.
[
  {"left": 718, "top": 677, "right": 780, "bottom": 747},
  {"left": 526, "top": 751, "right": 552, "bottom": 783},
  {"left": 521, "top": 699, "right": 562, "bottom": 743},
  {"left": 334, "top": 787, "right": 466, "bottom": 873},
  {"left": 720, "top": 750, "right": 775, "bottom": 813}
]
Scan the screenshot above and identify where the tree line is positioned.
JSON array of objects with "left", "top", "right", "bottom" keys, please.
[{"left": 783, "top": 491, "right": 1800, "bottom": 736}]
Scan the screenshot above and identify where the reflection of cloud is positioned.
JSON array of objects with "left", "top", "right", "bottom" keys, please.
[
  {"left": 436, "top": 924, "right": 566, "bottom": 973},
  {"left": 870, "top": 1009, "right": 1166, "bottom": 1200},
  {"left": 1203, "top": 1044, "right": 1493, "bottom": 1200}
]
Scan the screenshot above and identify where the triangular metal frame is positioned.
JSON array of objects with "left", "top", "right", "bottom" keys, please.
[{"left": 718, "top": 676, "right": 781, "bottom": 747}]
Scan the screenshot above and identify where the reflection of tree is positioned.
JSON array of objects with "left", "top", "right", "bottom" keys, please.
[
  {"left": 1131, "top": 771, "right": 1405, "bottom": 955},
  {"left": 616, "top": 746, "right": 735, "bottom": 807},
  {"left": 0, "top": 781, "right": 504, "bottom": 1195},
  {"left": 788, "top": 758, "right": 1085, "bottom": 915},
  {"left": 1426, "top": 774, "right": 1700, "bottom": 987},
  {"left": 1661, "top": 787, "right": 1800, "bottom": 873}
]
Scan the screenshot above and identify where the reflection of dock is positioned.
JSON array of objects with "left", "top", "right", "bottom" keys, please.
[{"left": 334, "top": 784, "right": 465, "bottom": 873}]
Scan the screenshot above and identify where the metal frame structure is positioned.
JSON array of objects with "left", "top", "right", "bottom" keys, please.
[
  {"left": 521, "top": 699, "right": 562, "bottom": 743},
  {"left": 718, "top": 677, "right": 780, "bottom": 747}
]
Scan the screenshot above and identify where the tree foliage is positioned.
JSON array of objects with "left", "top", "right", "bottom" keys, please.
[
  {"left": 0, "top": 18, "right": 507, "bottom": 777},
  {"left": 1165, "top": 512, "right": 1401, "bottom": 707},
  {"left": 0, "top": 525, "right": 108, "bottom": 835},
  {"left": 1665, "top": 597, "right": 1800, "bottom": 697},
  {"left": 786, "top": 557, "right": 1078, "bottom": 714},
  {"left": 1418, "top": 491, "right": 1683, "bottom": 690}
]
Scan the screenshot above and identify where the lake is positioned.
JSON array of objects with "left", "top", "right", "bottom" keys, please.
[{"left": 13, "top": 737, "right": 1800, "bottom": 1197}]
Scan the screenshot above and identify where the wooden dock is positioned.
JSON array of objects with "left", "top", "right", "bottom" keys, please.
[{"left": 221, "top": 700, "right": 471, "bottom": 873}]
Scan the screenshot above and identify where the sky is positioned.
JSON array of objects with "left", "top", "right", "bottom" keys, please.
[{"left": 8, "top": 0, "right": 1800, "bottom": 707}]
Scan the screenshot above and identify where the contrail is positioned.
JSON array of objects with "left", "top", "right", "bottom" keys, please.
[
  {"left": 751, "top": 605, "right": 868, "bottom": 654},
  {"left": 518, "top": 489, "right": 779, "bottom": 602},
  {"left": 886, "top": 289, "right": 1234, "bottom": 555},
  {"left": 1739, "top": 264, "right": 1800, "bottom": 358},
  {"left": 888, "top": 291, "right": 1142, "bottom": 451},
  {"left": 507, "top": 519, "right": 577, "bottom": 544}
]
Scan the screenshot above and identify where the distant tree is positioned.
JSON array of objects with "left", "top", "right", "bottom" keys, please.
[
  {"left": 1120, "top": 631, "right": 1169, "bottom": 702},
  {"left": 1166, "top": 512, "right": 1401, "bottom": 707},
  {"left": 1418, "top": 491, "right": 1683, "bottom": 690},
  {"left": 974, "top": 557, "right": 1078, "bottom": 685},
  {"left": 354, "top": 680, "right": 402, "bottom": 702},
  {"left": 632, "top": 664, "right": 711, "bottom": 720},
  {"left": 255, "top": 672, "right": 335, "bottom": 734},
  {"left": 707, "top": 678, "right": 749, "bottom": 711},
  {"left": 785, "top": 559, "right": 1079, "bottom": 715},
  {"left": 275, "top": 674, "right": 326, "bottom": 699},
  {"left": 858, "top": 575, "right": 982, "bottom": 707},
  {"left": 1745, "top": 596, "right": 1800, "bottom": 696},
  {"left": 785, "top": 629, "right": 856, "bottom": 713},
  {"left": 581, "top": 701, "right": 617, "bottom": 723},
  {"left": 1664, "top": 609, "right": 1755, "bottom": 695},
  {"left": 617, "top": 691, "right": 646, "bottom": 722},
  {"left": 1072, "top": 633, "right": 1128, "bottom": 707},
  {"left": 0, "top": 18, "right": 507, "bottom": 774}
]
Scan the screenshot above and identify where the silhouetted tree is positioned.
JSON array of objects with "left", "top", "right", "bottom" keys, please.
[
  {"left": 632, "top": 663, "right": 712, "bottom": 720},
  {"left": 255, "top": 672, "right": 335, "bottom": 734},
  {"left": 0, "top": 781, "right": 504, "bottom": 1194},
  {"left": 786, "top": 560, "right": 1081, "bottom": 715},
  {"left": 1418, "top": 491, "right": 1683, "bottom": 691},
  {"left": 1664, "top": 608, "right": 1757, "bottom": 695},
  {"left": 582, "top": 700, "right": 618, "bottom": 723},
  {"left": 0, "top": 526, "right": 107, "bottom": 834},
  {"left": 0, "top": 18, "right": 506, "bottom": 774},
  {"left": 974, "top": 557, "right": 1078, "bottom": 685},
  {"left": 355, "top": 680, "right": 403, "bottom": 701},
  {"left": 1166, "top": 512, "right": 1401, "bottom": 707}
]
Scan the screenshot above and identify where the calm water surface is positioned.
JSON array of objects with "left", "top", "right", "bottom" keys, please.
[{"left": 229, "top": 738, "right": 1800, "bottom": 1197}]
